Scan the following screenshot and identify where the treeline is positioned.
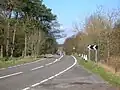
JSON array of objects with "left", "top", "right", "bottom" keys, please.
[
  {"left": 64, "top": 8, "right": 120, "bottom": 72},
  {"left": 0, "top": 0, "right": 61, "bottom": 58}
]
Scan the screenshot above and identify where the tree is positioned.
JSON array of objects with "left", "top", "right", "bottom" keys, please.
[
  {"left": 64, "top": 7, "right": 120, "bottom": 72},
  {"left": 0, "top": 0, "right": 60, "bottom": 59}
]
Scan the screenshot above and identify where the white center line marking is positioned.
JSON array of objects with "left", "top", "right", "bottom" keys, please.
[
  {"left": 45, "top": 62, "right": 53, "bottom": 66},
  {"left": 31, "top": 66, "right": 44, "bottom": 71},
  {"left": 0, "top": 59, "right": 44, "bottom": 71},
  {"left": 22, "top": 55, "right": 76, "bottom": 90},
  {"left": 22, "top": 87, "right": 30, "bottom": 90},
  {"left": 0, "top": 72, "right": 23, "bottom": 79}
]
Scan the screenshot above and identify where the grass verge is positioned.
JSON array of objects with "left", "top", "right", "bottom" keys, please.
[
  {"left": 75, "top": 56, "right": 120, "bottom": 87},
  {"left": 0, "top": 56, "right": 40, "bottom": 69}
]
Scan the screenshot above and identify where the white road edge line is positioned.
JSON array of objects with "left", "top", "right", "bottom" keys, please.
[
  {"left": 31, "top": 66, "right": 44, "bottom": 71},
  {"left": 0, "top": 59, "right": 44, "bottom": 71},
  {"left": 0, "top": 68, "right": 5, "bottom": 70},
  {"left": 0, "top": 72, "right": 23, "bottom": 79},
  {"left": 22, "top": 55, "right": 77, "bottom": 90}
]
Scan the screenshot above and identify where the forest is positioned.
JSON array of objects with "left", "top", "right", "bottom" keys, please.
[{"left": 0, "top": 0, "right": 61, "bottom": 60}]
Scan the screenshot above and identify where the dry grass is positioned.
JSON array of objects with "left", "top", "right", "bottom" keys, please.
[
  {"left": 108, "top": 56, "right": 120, "bottom": 71},
  {"left": 98, "top": 63, "right": 120, "bottom": 76}
]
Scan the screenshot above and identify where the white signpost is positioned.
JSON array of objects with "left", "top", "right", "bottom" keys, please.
[
  {"left": 93, "top": 45, "right": 98, "bottom": 63},
  {"left": 87, "top": 45, "right": 93, "bottom": 60},
  {"left": 87, "top": 44, "right": 98, "bottom": 62}
]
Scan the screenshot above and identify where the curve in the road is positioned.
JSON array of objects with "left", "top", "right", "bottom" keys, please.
[
  {"left": 22, "top": 55, "right": 77, "bottom": 90},
  {"left": 0, "top": 55, "right": 63, "bottom": 80}
]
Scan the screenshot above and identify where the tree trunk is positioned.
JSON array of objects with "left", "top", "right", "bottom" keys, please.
[
  {"left": 107, "top": 32, "right": 110, "bottom": 63},
  {"left": 24, "top": 33, "right": 27, "bottom": 57},
  {"left": 31, "top": 31, "right": 34, "bottom": 57},
  {"left": 24, "top": 14, "right": 29, "bottom": 57},
  {"left": 0, "top": 45, "right": 3, "bottom": 58},
  {"left": 34, "top": 32, "right": 37, "bottom": 59},
  {"left": 23, "top": 21, "right": 27, "bottom": 57},
  {"left": 6, "top": 11, "right": 12, "bottom": 57},
  {"left": 10, "top": 22, "right": 17, "bottom": 58},
  {"left": 37, "top": 30, "right": 41, "bottom": 56},
  {"left": 6, "top": 21, "right": 10, "bottom": 57}
]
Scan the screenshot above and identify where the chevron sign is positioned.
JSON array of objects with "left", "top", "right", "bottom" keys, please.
[{"left": 88, "top": 45, "right": 98, "bottom": 50}]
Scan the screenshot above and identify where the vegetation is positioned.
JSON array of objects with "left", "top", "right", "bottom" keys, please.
[
  {"left": 64, "top": 7, "right": 120, "bottom": 73},
  {"left": 0, "top": 0, "right": 63, "bottom": 67},
  {"left": 0, "top": 0, "right": 62, "bottom": 59},
  {"left": 75, "top": 56, "right": 120, "bottom": 87},
  {"left": 0, "top": 56, "right": 39, "bottom": 68}
]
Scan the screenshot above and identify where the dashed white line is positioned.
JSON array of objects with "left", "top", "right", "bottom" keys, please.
[
  {"left": 0, "top": 72, "right": 23, "bottom": 79},
  {"left": 45, "top": 56, "right": 63, "bottom": 66},
  {"left": 0, "top": 56, "right": 62, "bottom": 71},
  {"left": 22, "top": 87, "right": 30, "bottom": 90},
  {"left": 45, "top": 62, "right": 53, "bottom": 66},
  {"left": 53, "top": 59, "right": 58, "bottom": 63},
  {"left": 31, "top": 66, "right": 44, "bottom": 71},
  {"left": 22, "top": 55, "right": 76, "bottom": 90},
  {"left": 57, "top": 55, "right": 64, "bottom": 61},
  {"left": 0, "top": 56, "right": 63, "bottom": 80},
  {"left": 0, "top": 59, "right": 44, "bottom": 71},
  {"left": 31, "top": 56, "right": 63, "bottom": 71}
]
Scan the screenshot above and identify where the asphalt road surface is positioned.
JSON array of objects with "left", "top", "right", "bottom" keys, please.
[{"left": 0, "top": 55, "right": 118, "bottom": 90}]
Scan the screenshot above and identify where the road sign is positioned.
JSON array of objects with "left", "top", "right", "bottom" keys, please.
[
  {"left": 87, "top": 45, "right": 94, "bottom": 50},
  {"left": 93, "top": 45, "right": 98, "bottom": 50},
  {"left": 88, "top": 45, "right": 98, "bottom": 50},
  {"left": 87, "top": 45, "right": 93, "bottom": 60},
  {"left": 87, "top": 44, "right": 98, "bottom": 61}
]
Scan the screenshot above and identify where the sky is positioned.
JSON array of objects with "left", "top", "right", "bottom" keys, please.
[{"left": 43, "top": 0, "right": 120, "bottom": 44}]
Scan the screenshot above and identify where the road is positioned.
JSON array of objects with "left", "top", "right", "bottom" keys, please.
[{"left": 0, "top": 55, "right": 118, "bottom": 90}]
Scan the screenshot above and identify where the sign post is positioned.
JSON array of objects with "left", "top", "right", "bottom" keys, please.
[
  {"left": 87, "top": 44, "right": 98, "bottom": 62},
  {"left": 93, "top": 45, "right": 98, "bottom": 63},
  {"left": 87, "top": 45, "right": 92, "bottom": 60},
  {"left": 88, "top": 49, "right": 90, "bottom": 60},
  {"left": 95, "top": 50, "right": 98, "bottom": 63}
]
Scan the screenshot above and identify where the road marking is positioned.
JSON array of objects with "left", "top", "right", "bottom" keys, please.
[
  {"left": 31, "top": 66, "right": 44, "bottom": 71},
  {"left": 57, "top": 55, "right": 64, "bottom": 61},
  {"left": 0, "top": 68, "right": 5, "bottom": 70},
  {"left": 45, "top": 62, "right": 53, "bottom": 66},
  {"left": 0, "top": 56, "right": 63, "bottom": 80},
  {"left": 45, "top": 56, "right": 63, "bottom": 66},
  {"left": 31, "top": 56, "right": 63, "bottom": 71},
  {"left": 0, "top": 56, "right": 62, "bottom": 71},
  {"left": 53, "top": 59, "right": 58, "bottom": 63},
  {"left": 0, "top": 72, "right": 23, "bottom": 79},
  {"left": 22, "top": 55, "right": 76, "bottom": 90},
  {"left": 0, "top": 59, "right": 44, "bottom": 71},
  {"left": 22, "top": 87, "right": 30, "bottom": 90}
]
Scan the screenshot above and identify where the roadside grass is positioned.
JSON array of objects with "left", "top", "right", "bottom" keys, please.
[
  {"left": 75, "top": 56, "right": 120, "bottom": 87},
  {"left": 0, "top": 56, "right": 40, "bottom": 69}
]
